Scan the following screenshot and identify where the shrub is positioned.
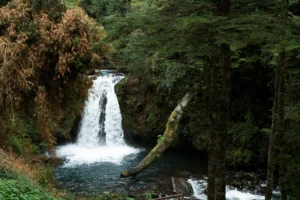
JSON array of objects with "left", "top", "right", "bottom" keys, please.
[
  {"left": 0, "top": 0, "right": 111, "bottom": 153},
  {"left": 0, "top": 178, "right": 56, "bottom": 200}
]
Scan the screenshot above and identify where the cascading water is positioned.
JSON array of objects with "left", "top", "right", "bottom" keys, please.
[
  {"left": 187, "top": 179, "right": 270, "bottom": 200},
  {"left": 76, "top": 71, "right": 125, "bottom": 147},
  {"left": 56, "top": 70, "right": 138, "bottom": 167},
  {"left": 55, "top": 71, "right": 271, "bottom": 199}
]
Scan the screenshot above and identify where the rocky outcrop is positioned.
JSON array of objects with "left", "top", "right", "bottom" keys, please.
[
  {"left": 172, "top": 177, "right": 193, "bottom": 195},
  {"left": 116, "top": 76, "right": 172, "bottom": 141},
  {"left": 226, "top": 171, "right": 264, "bottom": 193}
]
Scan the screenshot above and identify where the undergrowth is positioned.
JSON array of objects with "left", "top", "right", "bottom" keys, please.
[
  {"left": 0, "top": 150, "right": 75, "bottom": 200},
  {"left": 0, "top": 177, "right": 56, "bottom": 200}
]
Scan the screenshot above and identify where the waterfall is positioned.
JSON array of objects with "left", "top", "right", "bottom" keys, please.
[
  {"left": 56, "top": 70, "right": 138, "bottom": 167},
  {"left": 76, "top": 72, "right": 125, "bottom": 147}
]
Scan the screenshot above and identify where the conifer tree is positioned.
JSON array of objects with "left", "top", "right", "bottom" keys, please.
[{"left": 265, "top": 1, "right": 289, "bottom": 200}]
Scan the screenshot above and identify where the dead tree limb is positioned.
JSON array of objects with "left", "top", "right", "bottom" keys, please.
[
  {"left": 152, "top": 194, "right": 183, "bottom": 200},
  {"left": 120, "top": 93, "right": 191, "bottom": 177}
]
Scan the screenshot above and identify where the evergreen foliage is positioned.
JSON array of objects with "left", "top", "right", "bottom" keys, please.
[
  {"left": 94, "top": 0, "right": 300, "bottom": 198},
  {"left": 80, "top": 0, "right": 130, "bottom": 19},
  {"left": 0, "top": 0, "right": 300, "bottom": 198}
]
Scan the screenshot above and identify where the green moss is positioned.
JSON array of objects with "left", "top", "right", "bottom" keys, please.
[
  {"left": 115, "top": 77, "right": 127, "bottom": 95},
  {"left": 156, "top": 135, "right": 163, "bottom": 144}
]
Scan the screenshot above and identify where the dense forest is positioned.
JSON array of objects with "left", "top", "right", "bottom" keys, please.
[{"left": 0, "top": 0, "right": 300, "bottom": 200}]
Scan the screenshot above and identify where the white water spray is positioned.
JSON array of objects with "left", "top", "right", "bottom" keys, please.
[
  {"left": 56, "top": 71, "right": 138, "bottom": 166},
  {"left": 188, "top": 179, "right": 265, "bottom": 200},
  {"left": 76, "top": 72, "right": 125, "bottom": 147}
]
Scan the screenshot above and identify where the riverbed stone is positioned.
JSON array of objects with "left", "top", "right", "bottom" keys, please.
[{"left": 172, "top": 177, "right": 193, "bottom": 195}]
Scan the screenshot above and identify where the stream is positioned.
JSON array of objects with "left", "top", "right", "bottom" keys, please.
[{"left": 55, "top": 70, "right": 273, "bottom": 199}]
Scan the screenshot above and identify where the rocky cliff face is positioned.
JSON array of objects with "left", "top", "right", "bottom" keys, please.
[
  {"left": 115, "top": 74, "right": 209, "bottom": 149},
  {"left": 116, "top": 76, "right": 172, "bottom": 143}
]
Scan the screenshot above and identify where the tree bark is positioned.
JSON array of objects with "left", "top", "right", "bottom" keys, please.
[
  {"left": 265, "top": 52, "right": 284, "bottom": 200},
  {"left": 208, "top": 1, "right": 231, "bottom": 200},
  {"left": 266, "top": 0, "right": 289, "bottom": 198},
  {"left": 208, "top": 131, "right": 216, "bottom": 200},
  {"left": 214, "top": 43, "right": 230, "bottom": 200},
  {"left": 214, "top": 1, "right": 231, "bottom": 199},
  {"left": 279, "top": 2, "right": 288, "bottom": 199},
  {"left": 120, "top": 93, "right": 191, "bottom": 177},
  {"left": 207, "top": 59, "right": 216, "bottom": 200},
  {"left": 278, "top": 53, "right": 287, "bottom": 200}
]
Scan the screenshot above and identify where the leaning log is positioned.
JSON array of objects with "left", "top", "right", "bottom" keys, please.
[{"left": 120, "top": 93, "right": 191, "bottom": 177}]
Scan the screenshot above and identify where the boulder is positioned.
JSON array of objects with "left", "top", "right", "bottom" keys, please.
[{"left": 172, "top": 177, "right": 193, "bottom": 195}]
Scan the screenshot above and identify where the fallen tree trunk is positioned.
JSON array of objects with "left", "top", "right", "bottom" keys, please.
[
  {"left": 120, "top": 93, "right": 191, "bottom": 177},
  {"left": 152, "top": 194, "right": 183, "bottom": 200}
]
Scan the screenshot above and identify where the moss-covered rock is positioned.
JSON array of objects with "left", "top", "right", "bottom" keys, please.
[{"left": 116, "top": 76, "right": 172, "bottom": 142}]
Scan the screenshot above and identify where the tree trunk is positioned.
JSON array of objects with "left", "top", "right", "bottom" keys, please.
[
  {"left": 279, "top": 1, "right": 288, "bottom": 200},
  {"left": 208, "top": 1, "right": 231, "bottom": 200},
  {"left": 207, "top": 58, "right": 216, "bottom": 200},
  {"left": 208, "top": 132, "right": 216, "bottom": 200},
  {"left": 214, "top": 2, "right": 231, "bottom": 200},
  {"left": 265, "top": 53, "right": 282, "bottom": 200},
  {"left": 120, "top": 93, "right": 191, "bottom": 177},
  {"left": 214, "top": 43, "right": 230, "bottom": 200},
  {"left": 278, "top": 53, "right": 287, "bottom": 200},
  {"left": 266, "top": 0, "right": 289, "bottom": 198}
]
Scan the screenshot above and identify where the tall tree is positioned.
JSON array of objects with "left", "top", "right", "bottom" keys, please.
[
  {"left": 207, "top": 58, "right": 217, "bottom": 200},
  {"left": 265, "top": 1, "right": 289, "bottom": 200},
  {"left": 265, "top": 52, "right": 281, "bottom": 200},
  {"left": 215, "top": 43, "right": 230, "bottom": 200},
  {"left": 278, "top": 52, "right": 287, "bottom": 200},
  {"left": 207, "top": 1, "right": 231, "bottom": 200}
]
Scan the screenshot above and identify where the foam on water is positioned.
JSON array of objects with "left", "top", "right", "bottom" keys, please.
[
  {"left": 188, "top": 179, "right": 265, "bottom": 200},
  {"left": 56, "top": 71, "right": 139, "bottom": 167},
  {"left": 56, "top": 145, "right": 138, "bottom": 167},
  {"left": 188, "top": 179, "right": 207, "bottom": 199},
  {"left": 226, "top": 188, "right": 264, "bottom": 200}
]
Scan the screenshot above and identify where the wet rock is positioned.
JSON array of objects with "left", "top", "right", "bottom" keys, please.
[
  {"left": 123, "top": 77, "right": 141, "bottom": 94},
  {"left": 172, "top": 177, "right": 193, "bottom": 195},
  {"left": 254, "top": 185, "right": 265, "bottom": 194},
  {"left": 226, "top": 171, "right": 264, "bottom": 194},
  {"left": 227, "top": 172, "right": 260, "bottom": 184},
  {"left": 259, "top": 185, "right": 266, "bottom": 194},
  {"left": 233, "top": 172, "right": 244, "bottom": 179},
  {"left": 230, "top": 180, "right": 243, "bottom": 188},
  {"left": 127, "top": 77, "right": 140, "bottom": 87},
  {"left": 244, "top": 172, "right": 255, "bottom": 180}
]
